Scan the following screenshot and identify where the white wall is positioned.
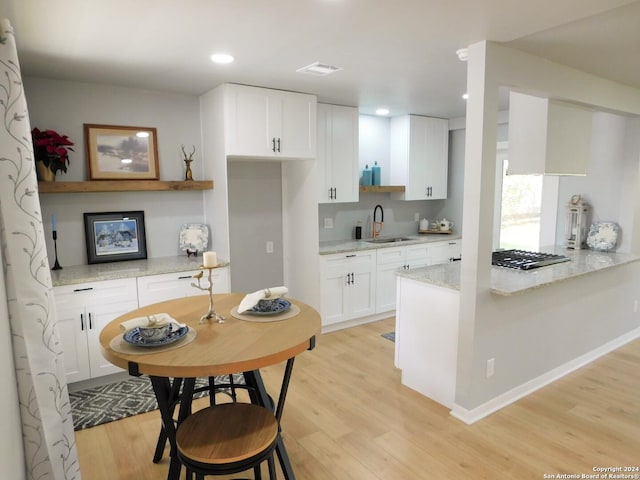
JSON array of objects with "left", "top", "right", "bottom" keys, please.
[
  {"left": 228, "top": 161, "right": 284, "bottom": 292},
  {"left": 24, "top": 77, "right": 207, "bottom": 266},
  {"left": 555, "top": 112, "right": 637, "bottom": 249}
]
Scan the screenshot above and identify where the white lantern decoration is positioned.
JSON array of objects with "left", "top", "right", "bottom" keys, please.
[{"left": 565, "top": 194, "right": 590, "bottom": 249}]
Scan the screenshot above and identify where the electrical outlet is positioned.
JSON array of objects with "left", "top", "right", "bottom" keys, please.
[
  {"left": 324, "top": 218, "right": 334, "bottom": 229},
  {"left": 266, "top": 241, "right": 274, "bottom": 253},
  {"left": 414, "top": 213, "right": 420, "bottom": 222},
  {"left": 634, "top": 300, "right": 638, "bottom": 313},
  {"left": 486, "top": 358, "right": 495, "bottom": 378}
]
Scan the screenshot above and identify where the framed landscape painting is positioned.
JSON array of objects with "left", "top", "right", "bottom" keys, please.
[
  {"left": 84, "top": 211, "right": 147, "bottom": 264},
  {"left": 85, "top": 124, "right": 159, "bottom": 180}
]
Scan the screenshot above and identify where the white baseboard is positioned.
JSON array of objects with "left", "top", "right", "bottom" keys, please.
[
  {"left": 321, "top": 311, "right": 395, "bottom": 333},
  {"left": 450, "top": 326, "right": 640, "bottom": 424}
]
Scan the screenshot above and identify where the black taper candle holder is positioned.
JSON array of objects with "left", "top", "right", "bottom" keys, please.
[{"left": 52, "top": 230, "right": 63, "bottom": 270}]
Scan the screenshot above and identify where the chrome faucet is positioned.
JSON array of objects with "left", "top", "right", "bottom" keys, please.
[{"left": 373, "top": 204, "right": 384, "bottom": 239}]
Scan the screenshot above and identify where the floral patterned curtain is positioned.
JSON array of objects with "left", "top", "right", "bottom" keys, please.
[{"left": 0, "top": 19, "right": 80, "bottom": 479}]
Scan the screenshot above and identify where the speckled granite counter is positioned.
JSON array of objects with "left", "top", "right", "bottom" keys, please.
[
  {"left": 319, "top": 233, "right": 462, "bottom": 255},
  {"left": 50, "top": 256, "right": 230, "bottom": 287},
  {"left": 396, "top": 247, "right": 639, "bottom": 295}
]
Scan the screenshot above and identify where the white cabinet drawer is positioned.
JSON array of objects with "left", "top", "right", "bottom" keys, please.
[
  {"left": 137, "top": 267, "right": 230, "bottom": 307},
  {"left": 54, "top": 278, "right": 137, "bottom": 309},
  {"left": 376, "top": 246, "right": 405, "bottom": 265}
]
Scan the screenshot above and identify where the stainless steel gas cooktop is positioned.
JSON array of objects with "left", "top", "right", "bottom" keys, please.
[{"left": 491, "top": 249, "right": 570, "bottom": 270}]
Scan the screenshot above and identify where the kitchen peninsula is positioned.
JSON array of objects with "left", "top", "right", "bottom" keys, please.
[{"left": 394, "top": 247, "right": 640, "bottom": 419}]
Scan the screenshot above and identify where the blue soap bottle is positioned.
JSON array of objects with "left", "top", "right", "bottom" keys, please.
[
  {"left": 361, "top": 164, "right": 372, "bottom": 186},
  {"left": 372, "top": 161, "right": 381, "bottom": 186}
]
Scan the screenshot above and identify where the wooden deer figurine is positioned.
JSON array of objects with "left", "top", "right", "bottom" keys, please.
[{"left": 181, "top": 144, "right": 195, "bottom": 181}]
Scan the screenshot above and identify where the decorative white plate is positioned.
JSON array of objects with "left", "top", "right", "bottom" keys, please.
[
  {"left": 586, "top": 221, "right": 619, "bottom": 251},
  {"left": 246, "top": 299, "right": 292, "bottom": 316},
  {"left": 123, "top": 325, "right": 189, "bottom": 347},
  {"left": 179, "top": 223, "right": 209, "bottom": 253}
]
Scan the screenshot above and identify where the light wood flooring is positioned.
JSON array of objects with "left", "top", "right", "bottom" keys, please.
[{"left": 75, "top": 317, "right": 640, "bottom": 479}]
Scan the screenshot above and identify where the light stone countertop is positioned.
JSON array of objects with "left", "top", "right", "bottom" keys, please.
[
  {"left": 319, "top": 233, "right": 462, "bottom": 255},
  {"left": 50, "top": 255, "right": 230, "bottom": 287},
  {"left": 396, "top": 246, "right": 640, "bottom": 296}
]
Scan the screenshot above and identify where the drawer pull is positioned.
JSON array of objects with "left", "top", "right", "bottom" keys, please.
[
  {"left": 178, "top": 275, "right": 192, "bottom": 279},
  {"left": 73, "top": 287, "right": 94, "bottom": 292},
  {"left": 345, "top": 254, "right": 356, "bottom": 258}
]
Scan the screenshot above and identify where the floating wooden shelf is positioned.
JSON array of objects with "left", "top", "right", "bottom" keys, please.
[
  {"left": 37, "top": 180, "right": 214, "bottom": 193},
  {"left": 359, "top": 185, "right": 405, "bottom": 193}
]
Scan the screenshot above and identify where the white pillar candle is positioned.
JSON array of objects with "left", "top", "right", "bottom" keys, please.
[{"left": 203, "top": 251, "right": 218, "bottom": 268}]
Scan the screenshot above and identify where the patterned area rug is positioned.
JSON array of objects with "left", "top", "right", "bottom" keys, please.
[
  {"left": 382, "top": 331, "right": 395, "bottom": 342},
  {"left": 69, "top": 376, "right": 236, "bottom": 430}
]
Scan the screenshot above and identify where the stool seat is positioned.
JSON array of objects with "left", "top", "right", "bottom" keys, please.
[{"left": 176, "top": 403, "right": 278, "bottom": 471}]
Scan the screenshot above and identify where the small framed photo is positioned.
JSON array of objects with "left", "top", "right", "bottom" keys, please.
[
  {"left": 84, "top": 124, "right": 159, "bottom": 180},
  {"left": 84, "top": 211, "right": 147, "bottom": 264}
]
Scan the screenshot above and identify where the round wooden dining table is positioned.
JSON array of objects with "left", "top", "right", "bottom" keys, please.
[{"left": 99, "top": 293, "right": 321, "bottom": 480}]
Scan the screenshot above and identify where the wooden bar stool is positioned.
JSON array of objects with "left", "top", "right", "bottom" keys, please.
[{"left": 176, "top": 402, "right": 279, "bottom": 479}]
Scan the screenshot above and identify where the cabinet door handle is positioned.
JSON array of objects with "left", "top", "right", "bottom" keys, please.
[
  {"left": 272, "top": 137, "right": 276, "bottom": 152},
  {"left": 88, "top": 312, "right": 93, "bottom": 329},
  {"left": 277, "top": 138, "right": 281, "bottom": 152},
  {"left": 346, "top": 273, "right": 350, "bottom": 285},
  {"left": 351, "top": 272, "right": 355, "bottom": 284},
  {"left": 74, "top": 287, "right": 93, "bottom": 292},
  {"left": 80, "top": 313, "right": 84, "bottom": 331},
  {"left": 333, "top": 187, "right": 337, "bottom": 199}
]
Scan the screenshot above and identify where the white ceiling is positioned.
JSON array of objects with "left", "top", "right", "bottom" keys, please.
[{"left": 3, "top": 0, "right": 640, "bottom": 119}]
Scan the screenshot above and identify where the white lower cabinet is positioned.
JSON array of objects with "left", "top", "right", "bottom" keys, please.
[
  {"left": 375, "top": 240, "right": 462, "bottom": 314},
  {"left": 54, "top": 278, "right": 138, "bottom": 383},
  {"left": 137, "top": 267, "right": 231, "bottom": 307},
  {"left": 428, "top": 239, "right": 462, "bottom": 264},
  {"left": 320, "top": 250, "right": 376, "bottom": 327}
]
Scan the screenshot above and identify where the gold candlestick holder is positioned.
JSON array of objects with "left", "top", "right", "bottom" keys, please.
[{"left": 191, "top": 267, "right": 225, "bottom": 323}]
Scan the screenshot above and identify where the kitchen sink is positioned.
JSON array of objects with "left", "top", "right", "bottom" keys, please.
[{"left": 366, "top": 237, "right": 414, "bottom": 244}]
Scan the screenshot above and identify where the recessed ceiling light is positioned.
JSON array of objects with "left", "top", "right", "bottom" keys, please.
[
  {"left": 211, "top": 53, "right": 235, "bottom": 64},
  {"left": 375, "top": 108, "right": 390, "bottom": 116},
  {"left": 296, "top": 61, "right": 343, "bottom": 76}
]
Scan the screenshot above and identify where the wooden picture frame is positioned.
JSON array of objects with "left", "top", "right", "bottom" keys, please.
[
  {"left": 85, "top": 124, "right": 159, "bottom": 180},
  {"left": 84, "top": 211, "right": 147, "bottom": 264}
]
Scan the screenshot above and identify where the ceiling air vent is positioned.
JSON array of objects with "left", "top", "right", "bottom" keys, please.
[{"left": 296, "top": 62, "right": 343, "bottom": 76}]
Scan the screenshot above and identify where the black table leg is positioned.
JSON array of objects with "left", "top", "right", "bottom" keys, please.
[
  {"left": 153, "top": 377, "right": 183, "bottom": 463},
  {"left": 150, "top": 376, "right": 196, "bottom": 480}
]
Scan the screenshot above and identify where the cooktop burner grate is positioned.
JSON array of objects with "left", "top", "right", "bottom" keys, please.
[{"left": 491, "top": 249, "right": 570, "bottom": 270}]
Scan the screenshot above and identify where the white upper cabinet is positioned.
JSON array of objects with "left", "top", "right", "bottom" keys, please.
[
  {"left": 507, "top": 91, "right": 593, "bottom": 175},
  {"left": 317, "top": 103, "right": 359, "bottom": 203},
  {"left": 390, "top": 114, "right": 449, "bottom": 200},
  {"left": 224, "top": 84, "right": 317, "bottom": 159}
]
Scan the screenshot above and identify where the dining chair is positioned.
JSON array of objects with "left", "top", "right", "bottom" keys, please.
[
  {"left": 175, "top": 402, "right": 278, "bottom": 479},
  {"left": 152, "top": 374, "right": 244, "bottom": 463}
]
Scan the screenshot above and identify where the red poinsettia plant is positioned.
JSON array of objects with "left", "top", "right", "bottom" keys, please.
[{"left": 31, "top": 127, "right": 75, "bottom": 174}]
